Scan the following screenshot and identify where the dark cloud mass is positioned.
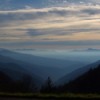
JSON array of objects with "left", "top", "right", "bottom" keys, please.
[
  {"left": 27, "top": 29, "right": 44, "bottom": 36},
  {"left": 81, "top": 8, "right": 100, "bottom": 15}
]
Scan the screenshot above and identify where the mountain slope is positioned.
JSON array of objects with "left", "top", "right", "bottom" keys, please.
[
  {"left": 0, "top": 54, "right": 43, "bottom": 87},
  {"left": 0, "top": 70, "right": 38, "bottom": 92},
  {"left": 57, "top": 60, "right": 100, "bottom": 85},
  {"left": 61, "top": 65, "right": 100, "bottom": 93}
]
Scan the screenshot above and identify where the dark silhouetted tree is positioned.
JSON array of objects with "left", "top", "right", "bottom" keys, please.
[{"left": 40, "top": 77, "right": 54, "bottom": 93}]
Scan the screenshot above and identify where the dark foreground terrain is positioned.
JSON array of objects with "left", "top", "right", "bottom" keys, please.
[
  {"left": 0, "top": 98, "right": 44, "bottom": 100},
  {"left": 0, "top": 97, "right": 100, "bottom": 100},
  {"left": 0, "top": 93, "right": 100, "bottom": 100}
]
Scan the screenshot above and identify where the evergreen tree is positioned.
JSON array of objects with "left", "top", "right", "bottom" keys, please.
[{"left": 40, "top": 77, "right": 54, "bottom": 93}]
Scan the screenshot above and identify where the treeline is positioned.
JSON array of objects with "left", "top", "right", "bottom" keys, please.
[
  {"left": 1, "top": 65, "right": 100, "bottom": 94},
  {"left": 0, "top": 72, "right": 37, "bottom": 93}
]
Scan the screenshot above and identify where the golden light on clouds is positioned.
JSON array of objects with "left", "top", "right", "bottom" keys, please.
[{"left": 0, "top": 5, "right": 100, "bottom": 48}]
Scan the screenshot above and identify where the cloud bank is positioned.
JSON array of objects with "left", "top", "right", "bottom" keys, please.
[{"left": 0, "top": 4, "right": 100, "bottom": 49}]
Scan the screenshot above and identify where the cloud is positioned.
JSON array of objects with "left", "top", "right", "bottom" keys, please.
[
  {"left": 81, "top": 8, "right": 100, "bottom": 15},
  {"left": 0, "top": 5, "right": 100, "bottom": 48},
  {"left": 27, "top": 29, "right": 44, "bottom": 36}
]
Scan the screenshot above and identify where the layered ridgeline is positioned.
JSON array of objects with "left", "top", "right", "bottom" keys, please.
[
  {"left": 59, "top": 65, "right": 100, "bottom": 93},
  {"left": 0, "top": 48, "right": 86, "bottom": 92},
  {"left": 1, "top": 48, "right": 100, "bottom": 93},
  {"left": 0, "top": 48, "right": 86, "bottom": 81}
]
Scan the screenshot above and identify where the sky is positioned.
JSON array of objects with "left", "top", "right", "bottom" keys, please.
[{"left": 0, "top": 0, "right": 100, "bottom": 49}]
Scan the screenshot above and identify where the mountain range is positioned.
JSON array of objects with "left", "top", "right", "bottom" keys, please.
[
  {"left": 0, "top": 48, "right": 87, "bottom": 81},
  {"left": 0, "top": 48, "right": 100, "bottom": 93}
]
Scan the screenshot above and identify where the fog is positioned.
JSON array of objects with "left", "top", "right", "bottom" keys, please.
[{"left": 17, "top": 49, "right": 100, "bottom": 64}]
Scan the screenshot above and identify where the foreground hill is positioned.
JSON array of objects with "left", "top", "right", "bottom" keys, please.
[
  {"left": 60, "top": 65, "right": 100, "bottom": 93},
  {"left": 56, "top": 60, "right": 100, "bottom": 85},
  {"left": 0, "top": 70, "right": 36, "bottom": 93},
  {"left": 0, "top": 54, "right": 43, "bottom": 88}
]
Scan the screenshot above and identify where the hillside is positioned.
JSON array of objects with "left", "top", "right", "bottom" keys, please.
[
  {"left": 0, "top": 54, "right": 43, "bottom": 87},
  {"left": 60, "top": 65, "right": 100, "bottom": 93},
  {"left": 56, "top": 60, "right": 100, "bottom": 85},
  {"left": 0, "top": 69, "right": 38, "bottom": 93}
]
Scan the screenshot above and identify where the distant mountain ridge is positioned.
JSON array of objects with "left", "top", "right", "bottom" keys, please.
[
  {"left": 0, "top": 48, "right": 86, "bottom": 81},
  {"left": 72, "top": 48, "right": 100, "bottom": 52}
]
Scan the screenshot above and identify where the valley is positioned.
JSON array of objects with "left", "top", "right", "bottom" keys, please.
[
  {"left": 0, "top": 49, "right": 100, "bottom": 93},
  {"left": 0, "top": 0, "right": 100, "bottom": 99}
]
